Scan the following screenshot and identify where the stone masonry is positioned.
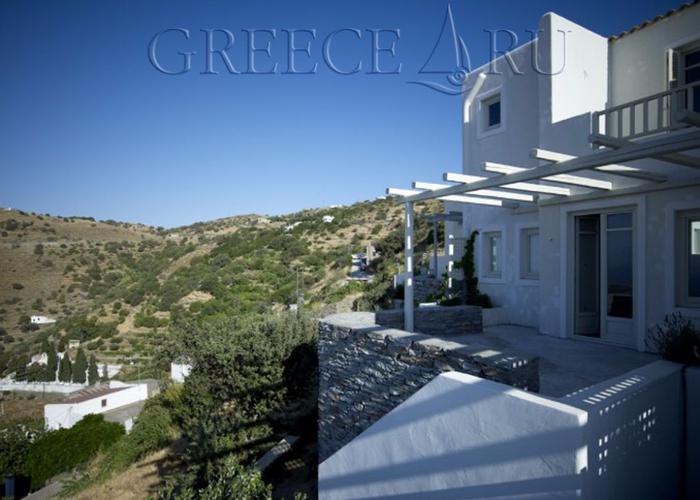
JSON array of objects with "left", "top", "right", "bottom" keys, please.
[
  {"left": 375, "top": 304, "right": 482, "bottom": 336},
  {"left": 319, "top": 312, "right": 540, "bottom": 462}
]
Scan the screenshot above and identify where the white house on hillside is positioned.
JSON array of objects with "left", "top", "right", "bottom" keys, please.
[
  {"left": 389, "top": 3, "right": 700, "bottom": 351},
  {"left": 170, "top": 359, "right": 192, "bottom": 383},
  {"left": 44, "top": 381, "right": 149, "bottom": 432},
  {"left": 30, "top": 315, "right": 56, "bottom": 325}
]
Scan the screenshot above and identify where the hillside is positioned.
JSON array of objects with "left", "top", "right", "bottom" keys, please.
[{"left": 0, "top": 198, "right": 440, "bottom": 379}]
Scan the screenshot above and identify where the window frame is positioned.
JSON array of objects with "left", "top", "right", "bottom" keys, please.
[
  {"left": 476, "top": 87, "right": 506, "bottom": 139},
  {"left": 482, "top": 230, "right": 503, "bottom": 279},
  {"left": 676, "top": 209, "right": 700, "bottom": 308},
  {"left": 520, "top": 227, "right": 540, "bottom": 280}
]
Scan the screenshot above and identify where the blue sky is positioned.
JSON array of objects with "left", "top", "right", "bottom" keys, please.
[{"left": 0, "top": 0, "right": 683, "bottom": 227}]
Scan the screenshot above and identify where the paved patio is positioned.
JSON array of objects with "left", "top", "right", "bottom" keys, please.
[{"left": 434, "top": 324, "right": 659, "bottom": 398}]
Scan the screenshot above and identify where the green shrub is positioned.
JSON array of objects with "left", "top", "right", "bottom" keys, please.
[
  {"left": 63, "top": 389, "right": 180, "bottom": 495},
  {"left": 647, "top": 313, "right": 700, "bottom": 364},
  {"left": 23, "top": 415, "right": 124, "bottom": 489}
]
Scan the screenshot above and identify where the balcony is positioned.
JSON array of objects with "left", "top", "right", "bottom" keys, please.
[{"left": 592, "top": 81, "right": 700, "bottom": 143}]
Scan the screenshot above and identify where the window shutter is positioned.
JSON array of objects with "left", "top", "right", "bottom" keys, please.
[{"left": 666, "top": 48, "right": 679, "bottom": 86}]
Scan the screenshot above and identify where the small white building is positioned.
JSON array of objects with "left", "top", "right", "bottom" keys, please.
[
  {"left": 284, "top": 221, "right": 302, "bottom": 232},
  {"left": 30, "top": 315, "right": 56, "bottom": 325},
  {"left": 29, "top": 353, "right": 48, "bottom": 365},
  {"left": 170, "top": 360, "right": 192, "bottom": 383},
  {"left": 44, "top": 381, "right": 149, "bottom": 432},
  {"left": 322, "top": 215, "right": 335, "bottom": 223},
  {"left": 68, "top": 339, "right": 80, "bottom": 349}
]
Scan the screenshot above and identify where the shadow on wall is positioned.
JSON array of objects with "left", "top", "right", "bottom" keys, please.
[{"left": 319, "top": 361, "right": 683, "bottom": 500}]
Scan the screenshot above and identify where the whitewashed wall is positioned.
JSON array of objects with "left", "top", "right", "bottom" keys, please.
[
  {"left": 44, "top": 382, "right": 148, "bottom": 430},
  {"left": 609, "top": 4, "right": 700, "bottom": 107},
  {"left": 319, "top": 360, "right": 684, "bottom": 500},
  {"left": 170, "top": 362, "right": 192, "bottom": 383}
]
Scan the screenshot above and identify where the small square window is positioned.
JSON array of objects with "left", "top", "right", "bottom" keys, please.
[
  {"left": 482, "top": 94, "right": 501, "bottom": 130},
  {"left": 520, "top": 228, "right": 539, "bottom": 280},
  {"left": 101, "top": 399, "right": 107, "bottom": 408},
  {"left": 483, "top": 231, "right": 502, "bottom": 278}
]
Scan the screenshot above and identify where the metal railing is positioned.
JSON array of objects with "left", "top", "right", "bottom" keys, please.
[{"left": 592, "top": 81, "right": 699, "bottom": 141}]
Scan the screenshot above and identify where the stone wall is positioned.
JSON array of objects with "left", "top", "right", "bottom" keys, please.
[
  {"left": 413, "top": 274, "right": 442, "bottom": 303},
  {"left": 375, "top": 305, "right": 482, "bottom": 335},
  {"left": 319, "top": 312, "right": 539, "bottom": 462}
]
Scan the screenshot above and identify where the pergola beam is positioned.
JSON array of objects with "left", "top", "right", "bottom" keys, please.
[
  {"left": 591, "top": 134, "right": 700, "bottom": 169},
  {"left": 484, "top": 161, "right": 613, "bottom": 190},
  {"left": 532, "top": 148, "right": 667, "bottom": 182},
  {"left": 412, "top": 181, "right": 535, "bottom": 202},
  {"left": 395, "top": 131, "right": 700, "bottom": 203},
  {"left": 387, "top": 187, "right": 513, "bottom": 207},
  {"left": 443, "top": 172, "right": 571, "bottom": 196}
]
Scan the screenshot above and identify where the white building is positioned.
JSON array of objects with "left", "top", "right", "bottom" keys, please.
[
  {"left": 170, "top": 360, "right": 192, "bottom": 383},
  {"left": 389, "top": 4, "right": 700, "bottom": 351},
  {"left": 44, "top": 381, "right": 149, "bottom": 432},
  {"left": 30, "top": 315, "right": 56, "bottom": 325},
  {"left": 324, "top": 6, "right": 700, "bottom": 498},
  {"left": 322, "top": 215, "right": 335, "bottom": 223}
]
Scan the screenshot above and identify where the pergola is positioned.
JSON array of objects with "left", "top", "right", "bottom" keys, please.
[{"left": 387, "top": 82, "right": 700, "bottom": 332}]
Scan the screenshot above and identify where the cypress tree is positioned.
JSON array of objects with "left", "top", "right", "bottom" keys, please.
[
  {"left": 58, "top": 354, "right": 72, "bottom": 382},
  {"left": 57, "top": 335, "right": 68, "bottom": 352},
  {"left": 73, "top": 348, "right": 87, "bottom": 383},
  {"left": 101, "top": 364, "right": 109, "bottom": 382},
  {"left": 88, "top": 354, "right": 99, "bottom": 385},
  {"left": 46, "top": 344, "right": 58, "bottom": 382}
]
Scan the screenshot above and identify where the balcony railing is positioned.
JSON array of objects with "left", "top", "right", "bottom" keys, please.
[{"left": 592, "top": 81, "right": 699, "bottom": 141}]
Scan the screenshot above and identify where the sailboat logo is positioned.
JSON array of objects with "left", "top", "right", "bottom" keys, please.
[{"left": 409, "top": 3, "right": 472, "bottom": 95}]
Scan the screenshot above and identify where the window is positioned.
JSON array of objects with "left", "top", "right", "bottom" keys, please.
[
  {"left": 101, "top": 398, "right": 107, "bottom": 408},
  {"left": 677, "top": 209, "right": 700, "bottom": 307},
  {"left": 606, "top": 213, "right": 633, "bottom": 318},
  {"left": 482, "top": 94, "right": 501, "bottom": 130},
  {"left": 682, "top": 45, "right": 700, "bottom": 112},
  {"left": 483, "top": 231, "right": 502, "bottom": 278},
  {"left": 520, "top": 228, "right": 539, "bottom": 280}
]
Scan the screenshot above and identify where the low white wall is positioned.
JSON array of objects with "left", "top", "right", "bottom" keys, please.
[
  {"left": 0, "top": 380, "right": 84, "bottom": 394},
  {"left": 320, "top": 360, "right": 683, "bottom": 500},
  {"left": 563, "top": 360, "right": 683, "bottom": 500},
  {"left": 684, "top": 366, "right": 700, "bottom": 500},
  {"left": 320, "top": 371, "right": 588, "bottom": 499},
  {"left": 44, "top": 382, "right": 149, "bottom": 430}
]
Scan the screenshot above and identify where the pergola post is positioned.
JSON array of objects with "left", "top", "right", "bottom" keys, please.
[
  {"left": 404, "top": 201, "right": 414, "bottom": 332},
  {"left": 447, "top": 231, "right": 454, "bottom": 290},
  {"left": 432, "top": 222, "right": 439, "bottom": 277}
]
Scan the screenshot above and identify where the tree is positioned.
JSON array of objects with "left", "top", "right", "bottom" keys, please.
[
  {"left": 88, "top": 354, "right": 99, "bottom": 385},
  {"left": 57, "top": 335, "right": 68, "bottom": 352},
  {"left": 46, "top": 345, "right": 58, "bottom": 382},
  {"left": 170, "top": 312, "right": 316, "bottom": 487},
  {"left": 101, "top": 364, "right": 109, "bottom": 382},
  {"left": 58, "top": 354, "right": 72, "bottom": 382},
  {"left": 73, "top": 348, "right": 87, "bottom": 383}
]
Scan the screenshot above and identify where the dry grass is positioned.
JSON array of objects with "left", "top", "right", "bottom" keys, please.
[
  {"left": 0, "top": 391, "right": 64, "bottom": 427},
  {"left": 71, "top": 446, "right": 182, "bottom": 500}
]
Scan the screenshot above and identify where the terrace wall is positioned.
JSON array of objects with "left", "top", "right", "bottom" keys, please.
[{"left": 318, "top": 312, "right": 539, "bottom": 462}]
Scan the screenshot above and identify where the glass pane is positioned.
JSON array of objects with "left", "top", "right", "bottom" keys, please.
[
  {"left": 685, "top": 66, "right": 700, "bottom": 84},
  {"left": 607, "top": 229, "right": 633, "bottom": 318},
  {"left": 489, "top": 235, "right": 500, "bottom": 273},
  {"left": 488, "top": 101, "right": 501, "bottom": 127},
  {"left": 607, "top": 213, "right": 632, "bottom": 229},
  {"left": 686, "top": 49, "right": 700, "bottom": 68},
  {"left": 528, "top": 233, "right": 539, "bottom": 275},
  {"left": 578, "top": 232, "right": 598, "bottom": 313},
  {"left": 690, "top": 220, "right": 700, "bottom": 298}
]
